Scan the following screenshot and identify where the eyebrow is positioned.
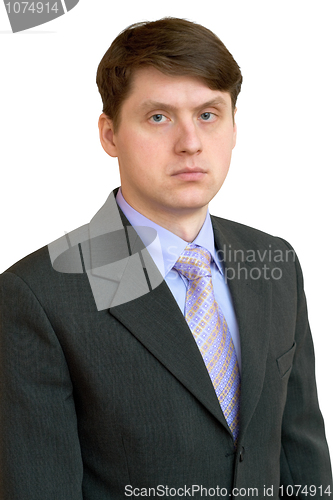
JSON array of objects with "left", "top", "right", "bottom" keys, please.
[{"left": 138, "top": 97, "right": 228, "bottom": 114}]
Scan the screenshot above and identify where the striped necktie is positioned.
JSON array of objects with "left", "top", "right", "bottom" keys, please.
[{"left": 174, "top": 243, "right": 241, "bottom": 444}]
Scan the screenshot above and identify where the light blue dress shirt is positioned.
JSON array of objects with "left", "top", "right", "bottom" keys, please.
[{"left": 116, "top": 188, "right": 241, "bottom": 371}]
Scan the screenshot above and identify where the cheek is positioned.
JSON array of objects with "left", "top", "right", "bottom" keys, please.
[
  {"left": 121, "top": 131, "right": 163, "bottom": 164},
  {"left": 118, "top": 137, "right": 164, "bottom": 185},
  {"left": 209, "top": 134, "right": 234, "bottom": 163}
]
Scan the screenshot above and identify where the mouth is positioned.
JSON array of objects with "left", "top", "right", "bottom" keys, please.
[{"left": 171, "top": 168, "right": 207, "bottom": 181}]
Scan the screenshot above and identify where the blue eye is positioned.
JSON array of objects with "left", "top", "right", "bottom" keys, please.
[
  {"left": 200, "top": 112, "right": 212, "bottom": 121},
  {"left": 151, "top": 114, "right": 164, "bottom": 122}
]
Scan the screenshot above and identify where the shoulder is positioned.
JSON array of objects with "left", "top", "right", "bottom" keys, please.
[
  {"left": 0, "top": 222, "right": 90, "bottom": 304},
  {"left": 2, "top": 245, "right": 52, "bottom": 283},
  {"left": 210, "top": 214, "right": 293, "bottom": 252},
  {"left": 1, "top": 188, "right": 122, "bottom": 286}
]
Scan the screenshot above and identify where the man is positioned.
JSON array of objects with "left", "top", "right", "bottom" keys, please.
[{"left": 0, "top": 17, "right": 332, "bottom": 499}]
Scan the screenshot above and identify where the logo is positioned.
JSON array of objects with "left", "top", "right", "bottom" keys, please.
[
  {"left": 47, "top": 192, "right": 165, "bottom": 311},
  {"left": 3, "top": 0, "right": 79, "bottom": 33}
]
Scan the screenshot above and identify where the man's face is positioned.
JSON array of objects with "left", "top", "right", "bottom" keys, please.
[{"left": 100, "top": 66, "right": 237, "bottom": 222}]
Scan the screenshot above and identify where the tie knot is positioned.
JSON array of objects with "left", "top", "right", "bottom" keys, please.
[{"left": 173, "top": 244, "right": 212, "bottom": 280}]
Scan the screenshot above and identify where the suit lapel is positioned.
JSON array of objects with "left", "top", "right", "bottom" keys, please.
[
  {"left": 84, "top": 193, "right": 230, "bottom": 432},
  {"left": 212, "top": 217, "right": 272, "bottom": 439},
  {"left": 109, "top": 280, "right": 229, "bottom": 431}
]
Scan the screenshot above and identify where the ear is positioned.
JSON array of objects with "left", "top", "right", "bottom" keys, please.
[
  {"left": 98, "top": 113, "right": 118, "bottom": 157},
  {"left": 232, "top": 107, "right": 237, "bottom": 149}
]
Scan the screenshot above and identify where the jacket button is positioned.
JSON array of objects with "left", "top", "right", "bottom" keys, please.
[{"left": 239, "top": 447, "right": 245, "bottom": 462}]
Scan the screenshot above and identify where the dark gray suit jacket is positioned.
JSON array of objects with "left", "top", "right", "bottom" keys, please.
[{"left": 0, "top": 190, "right": 332, "bottom": 499}]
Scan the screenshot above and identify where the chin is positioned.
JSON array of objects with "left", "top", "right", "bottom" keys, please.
[
  {"left": 173, "top": 186, "right": 216, "bottom": 209},
  {"left": 170, "top": 194, "right": 212, "bottom": 212}
]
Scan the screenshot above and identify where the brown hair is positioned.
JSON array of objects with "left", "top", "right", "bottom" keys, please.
[{"left": 96, "top": 17, "right": 242, "bottom": 131}]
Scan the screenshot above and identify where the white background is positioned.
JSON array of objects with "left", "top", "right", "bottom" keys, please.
[{"left": 1, "top": 0, "right": 332, "bottom": 460}]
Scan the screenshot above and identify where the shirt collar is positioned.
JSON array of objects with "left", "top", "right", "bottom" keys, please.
[{"left": 116, "top": 188, "right": 223, "bottom": 277}]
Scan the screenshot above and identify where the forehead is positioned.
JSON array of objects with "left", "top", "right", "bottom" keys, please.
[{"left": 122, "top": 66, "right": 232, "bottom": 112}]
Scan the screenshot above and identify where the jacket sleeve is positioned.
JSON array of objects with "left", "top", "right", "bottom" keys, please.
[
  {"left": 279, "top": 244, "right": 332, "bottom": 497},
  {"left": 0, "top": 271, "right": 83, "bottom": 500}
]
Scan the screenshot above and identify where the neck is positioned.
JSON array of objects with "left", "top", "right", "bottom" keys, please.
[
  {"left": 121, "top": 192, "right": 208, "bottom": 242},
  {"left": 147, "top": 207, "right": 208, "bottom": 242}
]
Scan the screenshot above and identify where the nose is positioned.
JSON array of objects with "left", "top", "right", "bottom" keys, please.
[{"left": 174, "top": 120, "right": 202, "bottom": 156}]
